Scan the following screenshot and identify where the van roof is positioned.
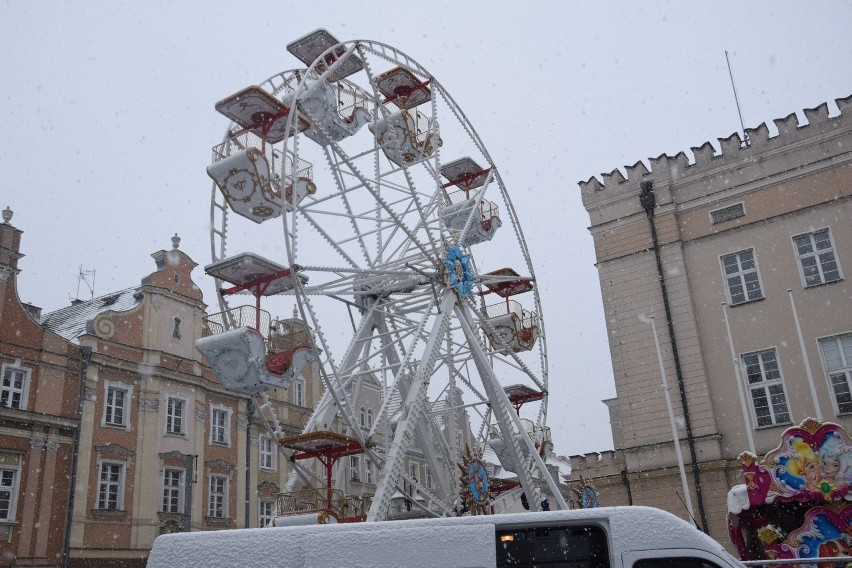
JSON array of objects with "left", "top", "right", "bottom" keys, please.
[{"left": 148, "top": 506, "right": 735, "bottom": 568}]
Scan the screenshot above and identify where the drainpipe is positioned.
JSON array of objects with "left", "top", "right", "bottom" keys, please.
[
  {"left": 619, "top": 469, "right": 633, "bottom": 505},
  {"left": 62, "top": 346, "right": 92, "bottom": 568},
  {"left": 639, "top": 181, "right": 708, "bottom": 533},
  {"left": 245, "top": 398, "right": 254, "bottom": 527}
]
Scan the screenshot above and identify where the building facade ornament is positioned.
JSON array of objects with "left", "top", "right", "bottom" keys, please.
[
  {"left": 95, "top": 443, "right": 135, "bottom": 459},
  {"left": 139, "top": 397, "right": 160, "bottom": 412},
  {"left": 204, "top": 458, "right": 235, "bottom": 472}
]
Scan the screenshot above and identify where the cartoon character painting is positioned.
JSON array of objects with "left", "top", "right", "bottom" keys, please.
[{"left": 730, "top": 419, "right": 852, "bottom": 563}]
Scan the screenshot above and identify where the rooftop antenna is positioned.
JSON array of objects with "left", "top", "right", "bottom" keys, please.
[
  {"left": 725, "top": 51, "right": 750, "bottom": 148},
  {"left": 76, "top": 266, "right": 96, "bottom": 300}
]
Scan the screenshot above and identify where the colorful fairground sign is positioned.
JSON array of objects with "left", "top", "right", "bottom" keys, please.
[{"left": 728, "top": 418, "right": 852, "bottom": 562}]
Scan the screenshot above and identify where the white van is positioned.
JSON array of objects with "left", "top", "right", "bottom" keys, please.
[{"left": 147, "top": 506, "right": 743, "bottom": 568}]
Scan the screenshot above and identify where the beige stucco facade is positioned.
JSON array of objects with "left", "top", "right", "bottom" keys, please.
[{"left": 574, "top": 95, "right": 852, "bottom": 550}]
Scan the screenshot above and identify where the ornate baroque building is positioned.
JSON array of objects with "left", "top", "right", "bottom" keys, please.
[
  {"left": 0, "top": 213, "right": 322, "bottom": 567},
  {"left": 572, "top": 95, "right": 852, "bottom": 549}
]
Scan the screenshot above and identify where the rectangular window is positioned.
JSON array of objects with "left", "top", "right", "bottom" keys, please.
[
  {"left": 259, "top": 499, "right": 275, "bottom": 528},
  {"left": 350, "top": 456, "right": 360, "bottom": 482},
  {"left": 259, "top": 436, "right": 276, "bottom": 471},
  {"left": 97, "top": 462, "right": 125, "bottom": 510},
  {"left": 210, "top": 407, "right": 230, "bottom": 445},
  {"left": 408, "top": 462, "right": 419, "bottom": 483},
  {"left": 722, "top": 249, "right": 764, "bottom": 305},
  {"left": 496, "top": 524, "right": 609, "bottom": 568},
  {"left": 742, "top": 349, "right": 790, "bottom": 427},
  {"left": 710, "top": 202, "right": 745, "bottom": 224},
  {"left": 104, "top": 384, "right": 130, "bottom": 427},
  {"left": 162, "top": 468, "right": 184, "bottom": 514},
  {"left": 794, "top": 229, "right": 841, "bottom": 288},
  {"left": 365, "top": 460, "right": 375, "bottom": 485},
  {"left": 166, "top": 396, "right": 185, "bottom": 435},
  {"left": 294, "top": 379, "right": 305, "bottom": 407},
  {"left": 208, "top": 475, "right": 228, "bottom": 518},
  {"left": 425, "top": 465, "right": 432, "bottom": 489},
  {"left": 0, "top": 467, "right": 20, "bottom": 521},
  {"left": 1, "top": 364, "right": 29, "bottom": 410},
  {"left": 820, "top": 333, "right": 852, "bottom": 415}
]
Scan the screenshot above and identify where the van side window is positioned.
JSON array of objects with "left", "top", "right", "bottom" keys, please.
[
  {"left": 633, "top": 558, "right": 724, "bottom": 568},
  {"left": 495, "top": 524, "right": 609, "bottom": 568}
]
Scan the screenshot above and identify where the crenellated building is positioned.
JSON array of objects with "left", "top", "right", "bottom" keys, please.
[{"left": 574, "top": 95, "right": 852, "bottom": 549}]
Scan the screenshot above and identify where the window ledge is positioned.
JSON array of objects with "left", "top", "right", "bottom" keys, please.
[
  {"left": 804, "top": 277, "right": 844, "bottom": 290},
  {"left": 205, "top": 516, "right": 234, "bottom": 528},
  {"left": 755, "top": 421, "right": 792, "bottom": 431},
  {"left": 164, "top": 432, "right": 186, "bottom": 439},
  {"left": 91, "top": 509, "right": 127, "bottom": 521},
  {"left": 729, "top": 296, "right": 766, "bottom": 308}
]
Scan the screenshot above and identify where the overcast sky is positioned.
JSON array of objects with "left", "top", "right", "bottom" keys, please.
[{"left": 2, "top": 1, "right": 850, "bottom": 456}]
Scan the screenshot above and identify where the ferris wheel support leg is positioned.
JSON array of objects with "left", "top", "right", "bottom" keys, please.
[
  {"left": 375, "top": 317, "right": 453, "bottom": 503},
  {"left": 283, "top": 307, "right": 379, "bottom": 493},
  {"left": 454, "top": 303, "right": 568, "bottom": 512},
  {"left": 367, "top": 291, "right": 458, "bottom": 521}
]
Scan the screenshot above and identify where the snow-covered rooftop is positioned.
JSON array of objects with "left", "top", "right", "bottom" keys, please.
[{"left": 40, "top": 288, "right": 140, "bottom": 343}]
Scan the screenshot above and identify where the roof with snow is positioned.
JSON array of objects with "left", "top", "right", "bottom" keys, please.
[{"left": 40, "top": 288, "right": 140, "bottom": 343}]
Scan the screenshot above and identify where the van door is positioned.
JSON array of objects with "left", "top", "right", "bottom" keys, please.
[{"left": 622, "top": 549, "right": 743, "bottom": 568}]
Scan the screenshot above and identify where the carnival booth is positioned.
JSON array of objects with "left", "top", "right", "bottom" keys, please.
[{"left": 728, "top": 418, "right": 852, "bottom": 564}]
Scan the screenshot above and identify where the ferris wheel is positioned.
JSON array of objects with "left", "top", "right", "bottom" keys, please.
[{"left": 197, "top": 30, "right": 566, "bottom": 522}]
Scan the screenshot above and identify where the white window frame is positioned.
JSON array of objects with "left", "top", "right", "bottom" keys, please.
[
  {"left": 162, "top": 468, "right": 184, "bottom": 514},
  {"left": 367, "top": 408, "right": 373, "bottom": 429},
  {"left": 0, "top": 466, "right": 21, "bottom": 521},
  {"left": 1, "top": 362, "right": 30, "bottom": 410},
  {"left": 258, "top": 499, "right": 275, "bottom": 528},
  {"left": 365, "top": 459, "right": 375, "bottom": 485},
  {"left": 208, "top": 474, "right": 229, "bottom": 518},
  {"left": 425, "top": 465, "right": 432, "bottom": 489},
  {"left": 819, "top": 332, "right": 852, "bottom": 416},
  {"left": 792, "top": 228, "right": 842, "bottom": 288},
  {"left": 209, "top": 404, "right": 231, "bottom": 446},
  {"left": 720, "top": 248, "right": 764, "bottom": 306},
  {"left": 741, "top": 348, "right": 791, "bottom": 428},
  {"left": 350, "top": 456, "right": 361, "bottom": 482},
  {"left": 102, "top": 380, "right": 133, "bottom": 430},
  {"left": 359, "top": 406, "right": 367, "bottom": 428},
  {"left": 97, "top": 460, "right": 126, "bottom": 511},
  {"left": 293, "top": 379, "right": 305, "bottom": 407},
  {"left": 259, "top": 435, "right": 277, "bottom": 471},
  {"left": 408, "top": 462, "right": 419, "bottom": 483},
  {"left": 165, "top": 395, "right": 187, "bottom": 436}
]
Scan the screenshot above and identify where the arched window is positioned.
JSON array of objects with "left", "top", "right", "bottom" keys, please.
[
  {"left": 360, "top": 406, "right": 367, "bottom": 428},
  {"left": 367, "top": 408, "right": 373, "bottom": 428}
]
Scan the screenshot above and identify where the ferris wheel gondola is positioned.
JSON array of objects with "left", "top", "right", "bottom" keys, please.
[{"left": 199, "top": 29, "right": 565, "bottom": 522}]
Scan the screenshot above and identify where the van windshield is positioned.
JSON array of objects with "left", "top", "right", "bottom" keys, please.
[{"left": 495, "top": 524, "right": 610, "bottom": 568}]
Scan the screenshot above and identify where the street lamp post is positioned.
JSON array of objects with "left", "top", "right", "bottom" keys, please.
[{"left": 639, "top": 313, "right": 696, "bottom": 523}]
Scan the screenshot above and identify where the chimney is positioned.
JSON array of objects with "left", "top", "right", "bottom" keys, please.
[{"left": 0, "top": 207, "right": 24, "bottom": 277}]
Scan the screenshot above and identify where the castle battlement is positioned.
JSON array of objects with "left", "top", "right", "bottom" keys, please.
[
  {"left": 568, "top": 450, "right": 625, "bottom": 479},
  {"left": 580, "top": 95, "right": 852, "bottom": 214}
]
